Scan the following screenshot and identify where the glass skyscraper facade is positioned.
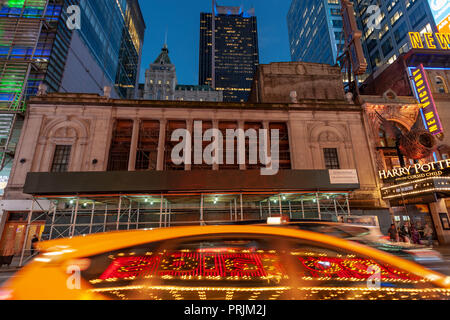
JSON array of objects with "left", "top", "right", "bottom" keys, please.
[
  {"left": 199, "top": 1, "right": 259, "bottom": 102},
  {"left": 287, "top": 0, "right": 344, "bottom": 65},
  {"left": 354, "top": 0, "right": 437, "bottom": 75},
  {"left": 287, "top": 0, "right": 438, "bottom": 76},
  {"left": 0, "top": 0, "right": 145, "bottom": 195},
  {"left": 78, "top": 0, "right": 145, "bottom": 98}
]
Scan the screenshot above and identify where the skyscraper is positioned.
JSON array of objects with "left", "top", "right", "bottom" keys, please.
[
  {"left": 144, "top": 44, "right": 177, "bottom": 101},
  {"left": 353, "top": 0, "right": 438, "bottom": 75},
  {"left": 287, "top": 0, "right": 344, "bottom": 65},
  {"left": 0, "top": 0, "right": 145, "bottom": 195},
  {"left": 287, "top": 0, "right": 438, "bottom": 77},
  {"left": 199, "top": 0, "right": 259, "bottom": 102},
  {"left": 144, "top": 44, "right": 223, "bottom": 102}
]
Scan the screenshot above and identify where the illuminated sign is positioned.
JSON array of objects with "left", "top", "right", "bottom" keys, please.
[
  {"left": 409, "top": 64, "right": 443, "bottom": 135},
  {"left": 381, "top": 176, "right": 450, "bottom": 201},
  {"left": 428, "top": 0, "right": 450, "bottom": 32},
  {"left": 408, "top": 32, "right": 450, "bottom": 49},
  {"left": 378, "top": 159, "right": 450, "bottom": 181}
]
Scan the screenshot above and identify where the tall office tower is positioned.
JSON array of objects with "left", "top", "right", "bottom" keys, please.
[
  {"left": 199, "top": 0, "right": 259, "bottom": 102},
  {"left": 287, "top": 0, "right": 345, "bottom": 65},
  {"left": 0, "top": 0, "right": 145, "bottom": 195},
  {"left": 353, "top": 0, "right": 438, "bottom": 76}
]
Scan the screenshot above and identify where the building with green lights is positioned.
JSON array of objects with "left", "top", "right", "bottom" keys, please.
[{"left": 0, "top": 0, "right": 145, "bottom": 196}]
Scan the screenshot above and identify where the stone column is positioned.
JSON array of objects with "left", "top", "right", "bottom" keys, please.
[
  {"left": 238, "top": 120, "right": 246, "bottom": 170},
  {"left": 213, "top": 120, "right": 219, "bottom": 171},
  {"left": 428, "top": 199, "right": 450, "bottom": 244},
  {"left": 128, "top": 119, "right": 140, "bottom": 171},
  {"left": 262, "top": 121, "right": 270, "bottom": 166},
  {"left": 157, "top": 119, "right": 167, "bottom": 171},
  {"left": 186, "top": 119, "right": 193, "bottom": 171}
]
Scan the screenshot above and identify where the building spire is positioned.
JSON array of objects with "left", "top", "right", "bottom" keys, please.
[{"left": 164, "top": 27, "right": 168, "bottom": 49}]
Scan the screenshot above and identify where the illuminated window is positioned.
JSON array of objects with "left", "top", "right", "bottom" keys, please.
[{"left": 390, "top": 10, "right": 403, "bottom": 27}]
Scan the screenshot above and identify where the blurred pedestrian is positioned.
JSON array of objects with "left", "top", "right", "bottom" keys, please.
[
  {"left": 399, "top": 223, "right": 411, "bottom": 243},
  {"left": 423, "top": 223, "right": 434, "bottom": 247},
  {"left": 410, "top": 224, "right": 420, "bottom": 244},
  {"left": 31, "top": 234, "right": 39, "bottom": 256},
  {"left": 387, "top": 224, "right": 398, "bottom": 242}
]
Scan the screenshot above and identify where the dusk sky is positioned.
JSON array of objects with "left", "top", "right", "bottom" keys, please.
[{"left": 137, "top": 0, "right": 293, "bottom": 85}]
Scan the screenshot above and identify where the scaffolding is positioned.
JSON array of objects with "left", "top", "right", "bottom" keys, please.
[
  {"left": 0, "top": 0, "right": 49, "bottom": 171},
  {"left": 16, "top": 191, "right": 353, "bottom": 266}
]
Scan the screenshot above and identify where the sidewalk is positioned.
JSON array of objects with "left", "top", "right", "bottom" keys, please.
[
  {"left": 0, "top": 256, "right": 30, "bottom": 273},
  {"left": 434, "top": 245, "right": 450, "bottom": 257}
]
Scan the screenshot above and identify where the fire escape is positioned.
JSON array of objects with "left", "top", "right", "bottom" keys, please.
[{"left": 0, "top": 0, "right": 49, "bottom": 171}]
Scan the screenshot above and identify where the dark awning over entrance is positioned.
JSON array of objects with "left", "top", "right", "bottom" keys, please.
[{"left": 23, "top": 170, "right": 360, "bottom": 196}]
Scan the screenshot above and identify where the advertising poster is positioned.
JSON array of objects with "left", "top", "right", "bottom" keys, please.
[{"left": 429, "top": 0, "right": 450, "bottom": 32}]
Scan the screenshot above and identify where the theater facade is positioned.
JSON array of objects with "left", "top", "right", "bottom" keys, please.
[{"left": 359, "top": 38, "right": 450, "bottom": 245}]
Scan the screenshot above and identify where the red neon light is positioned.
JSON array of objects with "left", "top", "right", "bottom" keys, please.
[
  {"left": 297, "top": 257, "right": 420, "bottom": 281},
  {"left": 99, "top": 252, "right": 277, "bottom": 280},
  {"left": 100, "top": 256, "right": 161, "bottom": 280},
  {"left": 98, "top": 253, "right": 420, "bottom": 282}
]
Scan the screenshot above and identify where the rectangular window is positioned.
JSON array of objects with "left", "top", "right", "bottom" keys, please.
[
  {"left": 324, "top": 148, "right": 340, "bottom": 170},
  {"left": 135, "top": 121, "right": 160, "bottom": 171},
  {"left": 381, "top": 38, "right": 394, "bottom": 57},
  {"left": 270, "top": 123, "right": 291, "bottom": 170},
  {"left": 51, "top": 145, "right": 72, "bottom": 173},
  {"left": 107, "top": 120, "right": 133, "bottom": 171}
]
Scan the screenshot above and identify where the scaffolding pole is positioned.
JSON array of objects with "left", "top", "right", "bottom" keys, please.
[
  {"left": 136, "top": 202, "right": 140, "bottom": 229},
  {"left": 127, "top": 199, "right": 132, "bottom": 230},
  {"left": 278, "top": 194, "right": 282, "bottom": 215},
  {"left": 234, "top": 198, "right": 237, "bottom": 222},
  {"left": 268, "top": 199, "right": 271, "bottom": 217},
  {"left": 301, "top": 198, "right": 305, "bottom": 219},
  {"left": 334, "top": 199, "right": 338, "bottom": 220},
  {"left": 103, "top": 203, "right": 108, "bottom": 233},
  {"left": 240, "top": 193, "right": 243, "bottom": 221},
  {"left": 116, "top": 196, "right": 122, "bottom": 231},
  {"left": 168, "top": 203, "right": 172, "bottom": 227},
  {"left": 289, "top": 202, "right": 292, "bottom": 219},
  {"left": 71, "top": 197, "right": 79, "bottom": 237},
  {"left": 200, "top": 194, "right": 204, "bottom": 225},
  {"left": 19, "top": 199, "right": 34, "bottom": 267},
  {"left": 89, "top": 201, "right": 95, "bottom": 234},
  {"left": 346, "top": 194, "right": 351, "bottom": 216},
  {"left": 316, "top": 193, "right": 321, "bottom": 220},
  {"left": 159, "top": 194, "right": 163, "bottom": 228},
  {"left": 230, "top": 201, "right": 233, "bottom": 221},
  {"left": 259, "top": 202, "right": 262, "bottom": 220},
  {"left": 164, "top": 200, "right": 168, "bottom": 227},
  {"left": 48, "top": 201, "right": 57, "bottom": 240}
]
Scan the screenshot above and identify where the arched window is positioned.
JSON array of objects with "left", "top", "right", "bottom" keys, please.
[{"left": 436, "top": 76, "right": 448, "bottom": 94}]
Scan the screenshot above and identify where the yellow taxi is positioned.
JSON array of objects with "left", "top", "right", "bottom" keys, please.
[{"left": 1, "top": 225, "right": 450, "bottom": 300}]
